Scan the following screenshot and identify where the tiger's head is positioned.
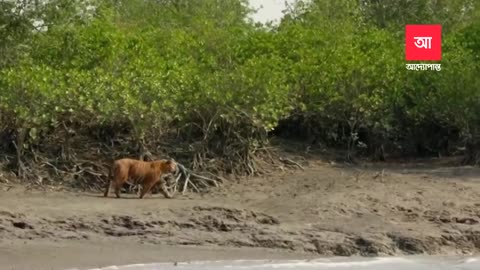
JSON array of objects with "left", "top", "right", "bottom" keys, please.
[{"left": 162, "top": 158, "right": 178, "bottom": 175}]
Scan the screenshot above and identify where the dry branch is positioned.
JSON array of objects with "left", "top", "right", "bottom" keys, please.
[{"left": 279, "top": 157, "right": 304, "bottom": 170}]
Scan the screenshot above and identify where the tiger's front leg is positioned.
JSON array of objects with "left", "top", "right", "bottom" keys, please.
[{"left": 158, "top": 178, "right": 173, "bottom": 199}]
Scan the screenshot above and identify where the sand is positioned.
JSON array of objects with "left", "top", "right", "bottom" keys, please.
[{"left": 1, "top": 157, "right": 479, "bottom": 269}]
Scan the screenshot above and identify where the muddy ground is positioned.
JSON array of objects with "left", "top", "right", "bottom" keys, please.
[{"left": 1, "top": 156, "right": 480, "bottom": 269}]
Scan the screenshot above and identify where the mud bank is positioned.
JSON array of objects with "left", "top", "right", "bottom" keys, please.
[
  {"left": 1, "top": 204, "right": 479, "bottom": 258},
  {"left": 1, "top": 159, "right": 480, "bottom": 269}
]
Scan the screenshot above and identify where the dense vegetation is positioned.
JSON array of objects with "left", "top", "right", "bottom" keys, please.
[{"left": 0, "top": 0, "right": 479, "bottom": 188}]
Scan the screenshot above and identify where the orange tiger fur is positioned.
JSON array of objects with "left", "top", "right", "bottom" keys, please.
[{"left": 104, "top": 158, "right": 177, "bottom": 199}]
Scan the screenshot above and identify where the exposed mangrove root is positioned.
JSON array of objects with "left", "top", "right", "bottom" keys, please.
[
  {"left": 279, "top": 157, "right": 304, "bottom": 171},
  {"left": 172, "top": 162, "right": 221, "bottom": 195},
  {"left": 0, "top": 121, "right": 305, "bottom": 194}
]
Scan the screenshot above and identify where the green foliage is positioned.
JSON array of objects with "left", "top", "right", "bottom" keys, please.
[{"left": 0, "top": 0, "right": 479, "bottom": 172}]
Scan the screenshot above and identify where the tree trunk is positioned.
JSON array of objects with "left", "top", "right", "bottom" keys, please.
[
  {"left": 462, "top": 137, "right": 480, "bottom": 165},
  {"left": 15, "top": 128, "right": 26, "bottom": 179}
]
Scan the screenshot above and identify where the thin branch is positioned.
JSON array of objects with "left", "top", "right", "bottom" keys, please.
[
  {"left": 182, "top": 173, "right": 191, "bottom": 195},
  {"left": 279, "top": 157, "right": 304, "bottom": 170}
]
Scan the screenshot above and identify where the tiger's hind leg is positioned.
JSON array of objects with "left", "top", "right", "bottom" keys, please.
[
  {"left": 114, "top": 174, "right": 128, "bottom": 198},
  {"left": 114, "top": 181, "right": 123, "bottom": 198},
  {"left": 103, "top": 180, "right": 112, "bottom": 197}
]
